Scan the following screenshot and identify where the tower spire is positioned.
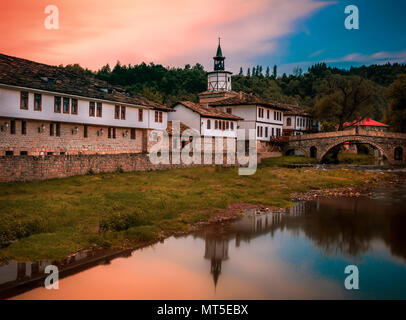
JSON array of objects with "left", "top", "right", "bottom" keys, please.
[
  {"left": 216, "top": 37, "right": 223, "bottom": 57},
  {"left": 207, "top": 38, "right": 232, "bottom": 92}
]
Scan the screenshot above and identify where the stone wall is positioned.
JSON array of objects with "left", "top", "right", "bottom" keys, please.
[
  {"left": 0, "top": 117, "right": 146, "bottom": 156},
  {"left": 0, "top": 152, "right": 244, "bottom": 182}
]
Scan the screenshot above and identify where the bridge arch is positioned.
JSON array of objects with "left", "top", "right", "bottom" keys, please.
[{"left": 319, "top": 137, "right": 390, "bottom": 162}]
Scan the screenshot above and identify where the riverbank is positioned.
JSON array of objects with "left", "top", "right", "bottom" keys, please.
[{"left": 0, "top": 161, "right": 397, "bottom": 262}]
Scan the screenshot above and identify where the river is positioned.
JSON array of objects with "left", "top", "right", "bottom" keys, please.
[{"left": 1, "top": 177, "right": 406, "bottom": 299}]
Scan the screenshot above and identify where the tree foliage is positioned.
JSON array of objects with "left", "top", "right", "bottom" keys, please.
[
  {"left": 57, "top": 60, "right": 406, "bottom": 131},
  {"left": 385, "top": 74, "right": 406, "bottom": 132}
]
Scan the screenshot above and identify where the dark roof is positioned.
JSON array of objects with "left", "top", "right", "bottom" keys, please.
[
  {"left": 216, "top": 41, "right": 223, "bottom": 57},
  {"left": 209, "top": 92, "right": 289, "bottom": 111},
  {"left": 281, "top": 104, "right": 311, "bottom": 116},
  {"left": 0, "top": 53, "right": 170, "bottom": 111},
  {"left": 175, "top": 101, "right": 242, "bottom": 120}
]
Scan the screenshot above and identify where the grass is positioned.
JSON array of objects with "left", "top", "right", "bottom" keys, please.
[
  {"left": 261, "top": 156, "right": 319, "bottom": 167},
  {"left": 0, "top": 158, "right": 393, "bottom": 262},
  {"left": 337, "top": 154, "right": 377, "bottom": 165}
]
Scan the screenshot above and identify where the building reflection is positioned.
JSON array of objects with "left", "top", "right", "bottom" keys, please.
[
  {"left": 198, "top": 194, "right": 406, "bottom": 289},
  {"left": 0, "top": 248, "right": 132, "bottom": 299},
  {"left": 204, "top": 236, "right": 229, "bottom": 287}
]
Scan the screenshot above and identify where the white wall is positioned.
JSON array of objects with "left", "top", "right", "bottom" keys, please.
[
  {"left": 0, "top": 86, "right": 167, "bottom": 130},
  {"left": 201, "top": 117, "right": 237, "bottom": 138},
  {"left": 168, "top": 104, "right": 201, "bottom": 133}
]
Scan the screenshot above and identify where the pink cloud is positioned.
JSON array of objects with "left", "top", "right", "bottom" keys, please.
[{"left": 0, "top": 0, "right": 331, "bottom": 71}]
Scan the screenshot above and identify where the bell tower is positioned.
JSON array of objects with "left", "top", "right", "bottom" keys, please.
[{"left": 207, "top": 38, "right": 232, "bottom": 92}]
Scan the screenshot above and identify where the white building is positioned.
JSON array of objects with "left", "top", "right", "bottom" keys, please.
[
  {"left": 282, "top": 104, "right": 319, "bottom": 136},
  {"left": 169, "top": 101, "right": 242, "bottom": 138},
  {"left": 209, "top": 92, "right": 288, "bottom": 142},
  {"left": 0, "top": 53, "right": 170, "bottom": 156}
]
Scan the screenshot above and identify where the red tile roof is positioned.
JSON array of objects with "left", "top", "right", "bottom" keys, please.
[
  {"left": 0, "top": 53, "right": 171, "bottom": 111},
  {"left": 208, "top": 91, "right": 289, "bottom": 111},
  {"left": 175, "top": 101, "right": 243, "bottom": 120},
  {"left": 343, "top": 117, "right": 389, "bottom": 128}
]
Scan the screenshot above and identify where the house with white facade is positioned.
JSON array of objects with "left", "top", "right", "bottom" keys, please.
[
  {"left": 195, "top": 41, "right": 288, "bottom": 154},
  {"left": 0, "top": 53, "right": 171, "bottom": 156},
  {"left": 282, "top": 104, "right": 319, "bottom": 136},
  {"left": 209, "top": 92, "right": 288, "bottom": 142},
  {"left": 169, "top": 101, "right": 242, "bottom": 139}
]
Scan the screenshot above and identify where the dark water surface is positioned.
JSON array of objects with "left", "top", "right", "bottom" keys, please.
[{"left": 2, "top": 179, "right": 406, "bottom": 299}]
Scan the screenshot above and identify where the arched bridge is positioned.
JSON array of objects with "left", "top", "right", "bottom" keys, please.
[{"left": 284, "top": 128, "right": 406, "bottom": 165}]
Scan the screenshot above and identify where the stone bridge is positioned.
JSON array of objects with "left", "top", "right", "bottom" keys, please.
[{"left": 283, "top": 128, "right": 406, "bottom": 165}]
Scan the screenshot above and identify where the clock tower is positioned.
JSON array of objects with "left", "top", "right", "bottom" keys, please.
[{"left": 207, "top": 38, "right": 232, "bottom": 92}]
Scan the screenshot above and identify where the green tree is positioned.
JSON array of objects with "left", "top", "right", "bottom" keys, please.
[
  {"left": 314, "top": 75, "right": 384, "bottom": 131},
  {"left": 239, "top": 67, "right": 243, "bottom": 76},
  {"left": 385, "top": 74, "right": 406, "bottom": 132},
  {"left": 273, "top": 65, "right": 277, "bottom": 78}
]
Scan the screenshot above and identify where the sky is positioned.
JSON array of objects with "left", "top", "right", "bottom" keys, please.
[{"left": 0, "top": 0, "right": 405, "bottom": 75}]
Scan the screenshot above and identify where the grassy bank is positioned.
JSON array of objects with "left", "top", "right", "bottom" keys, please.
[
  {"left": 337, "top": 154, "right": 377, "bottom": 165},
  {"left": 0, "top": 159, "right": 393, "bottom": 262}
]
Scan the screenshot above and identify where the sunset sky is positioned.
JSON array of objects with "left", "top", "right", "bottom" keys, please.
[{"left": 0, "top": 0, "right": 405, "bottom": 74}]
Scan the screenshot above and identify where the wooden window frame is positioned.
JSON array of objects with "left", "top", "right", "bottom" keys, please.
[
  {"left": 215, "top": 120, "right": 218, "bottom": 130},
  {"left": 96, "top": 102, "right": 102, "bottom": 117},
  {"left": 20, "top": 92, "right": 29, "bottom": 110},
  {"left": 34, "top": 93, "right": 42, "bottom": 111},
  {"left": 207, "top": 119, "right": 211, "bottom": 130},
  {"left": 154, "top": 111, "right": 159, "bottom": 123},
  {"left": 121, "top": 106, "right": 126, "bottom": 120},
  {"left": 159, "top": 111, "right": 163, "bottom": 123},
  {"left": 113, "top": 127, "right": 116, "bottom": 139},
  {"left": 231, "top": 122, "right": 234, "bottom": 130},
  {"left": 114, "top": 105, "right": 120, "bottom": 119},
  {"left": 71, "top": 99, "right": 78, "bottom": 115},
  {"left": 131, "top": 128, "right": 136, "bottom": 140},
  {"left": 63, "top": 98, "right": 70, "bottom": 114},
  {"left": 84, "top": 125, "right": 88, "bottom": 138},
  {"left": 138, "top": 109, "right": 143, "bottom": 122},
  {"left": 54, "top": 97, "right": 61, "bottom": 113},
  {"left": 89, "top": 102, "right": 95, "bottom": 117}
]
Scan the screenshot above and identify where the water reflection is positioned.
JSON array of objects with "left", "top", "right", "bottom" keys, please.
[{"left": 1, "top": 181, "right": 406, "bottom": 299}]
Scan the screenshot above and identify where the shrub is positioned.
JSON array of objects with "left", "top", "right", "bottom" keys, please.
[
  {"left": 125, "top": 225, "right": 158, "bottom": 242},
  {"left": 0, "top": 216, "right": 48, "bottom": 246},
  {"left": 99, "top": 210, "right": 143, "bottom": 232}
]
